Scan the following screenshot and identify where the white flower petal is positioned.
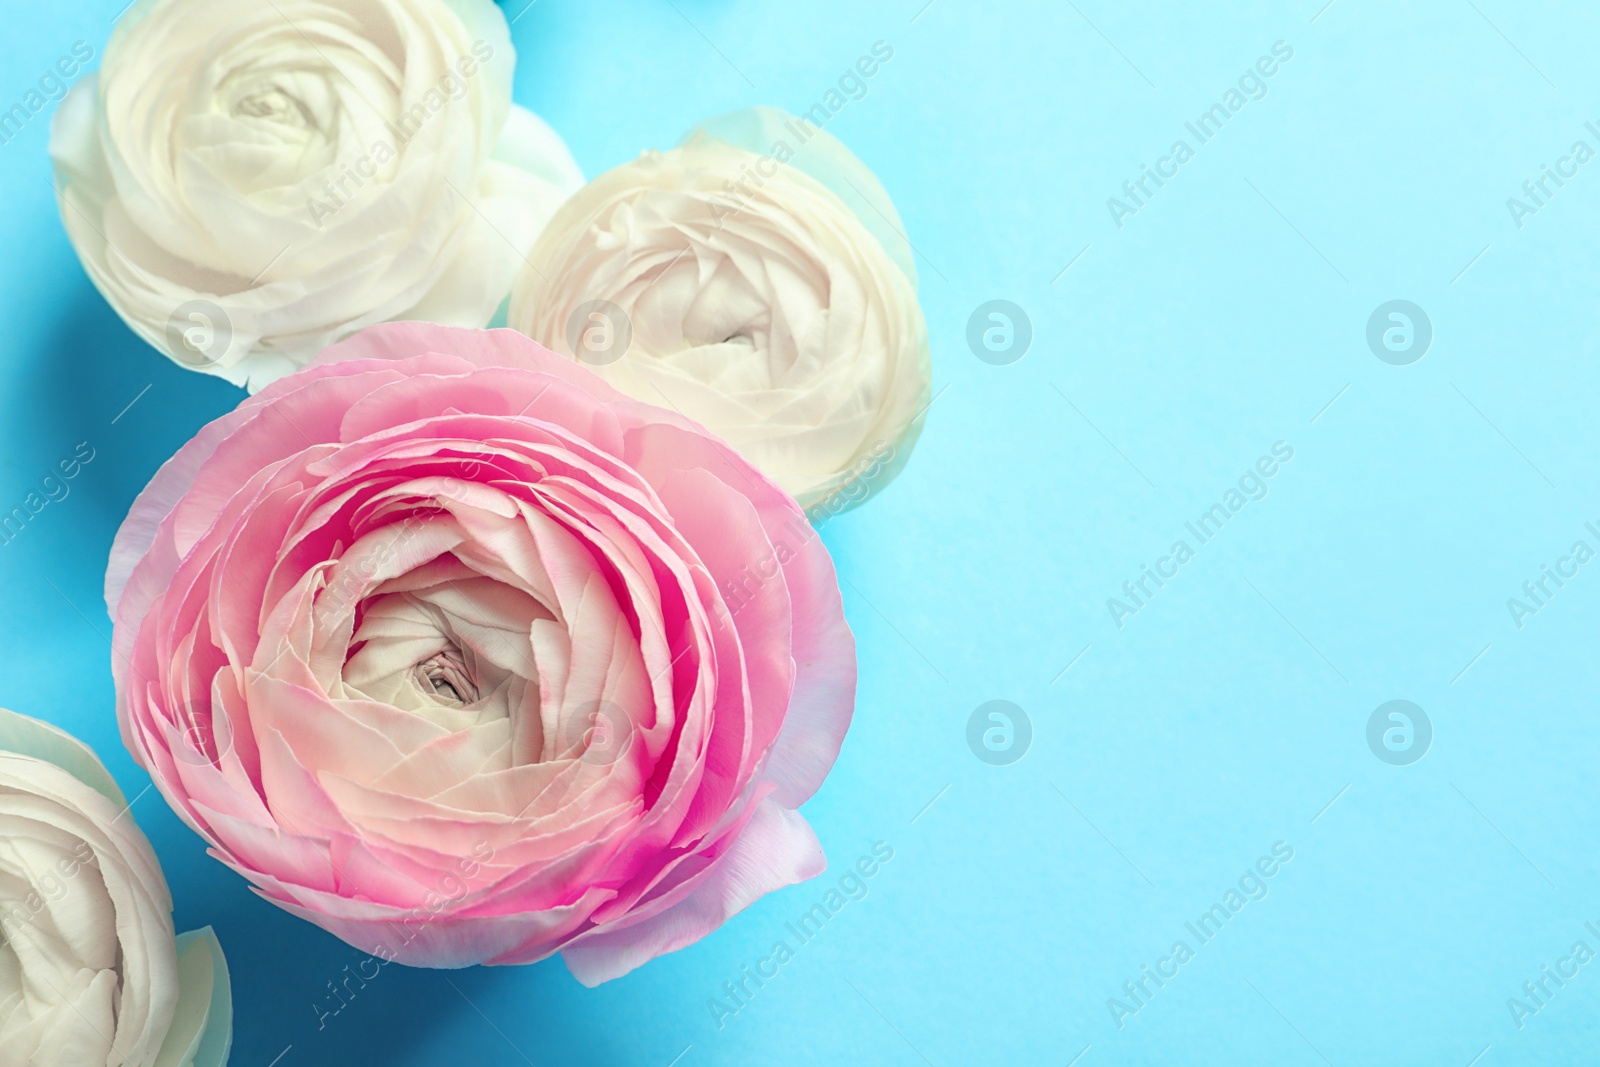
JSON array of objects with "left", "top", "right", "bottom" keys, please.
[
  {"left": 50, "top": 0, "right": 584, "bottom": 391},
  {"left": 508, "top": 107, "right": 931, "bottom": 513},
  {"left": 0, "top": 709, "right": 232, "bottom": 1067}
]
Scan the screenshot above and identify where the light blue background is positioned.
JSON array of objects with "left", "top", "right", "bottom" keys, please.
[{"left": 2, "top": 0, "right": 1598, "bottom": 1063}]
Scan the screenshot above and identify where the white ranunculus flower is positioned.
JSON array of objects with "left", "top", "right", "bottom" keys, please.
[
  {"left": 51, "top": 0, "right": 583, "bottom": 392},
  {"left": 508, "top": 107, "right": 931, "bottom": 515},
  {"left": 0, "top": 708, "right": 231, "bottom": 1067}
]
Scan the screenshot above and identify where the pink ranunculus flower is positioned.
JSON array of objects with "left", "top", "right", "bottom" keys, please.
[{"left": 106, "top": 322, "right": 856, "bottom": 985}]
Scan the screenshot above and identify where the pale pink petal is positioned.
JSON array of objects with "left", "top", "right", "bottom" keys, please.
[{"left": 559, "top": 798, "right": 825, "bottom": 986}]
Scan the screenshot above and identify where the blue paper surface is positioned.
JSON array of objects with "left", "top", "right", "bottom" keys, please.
[{"left": 2, "top": 1, "right": 1598, "bottom": 1063}]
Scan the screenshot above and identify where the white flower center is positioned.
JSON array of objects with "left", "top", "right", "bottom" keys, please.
[{"left": 230, "top": 82, "right": 317, "bottom": 129}]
